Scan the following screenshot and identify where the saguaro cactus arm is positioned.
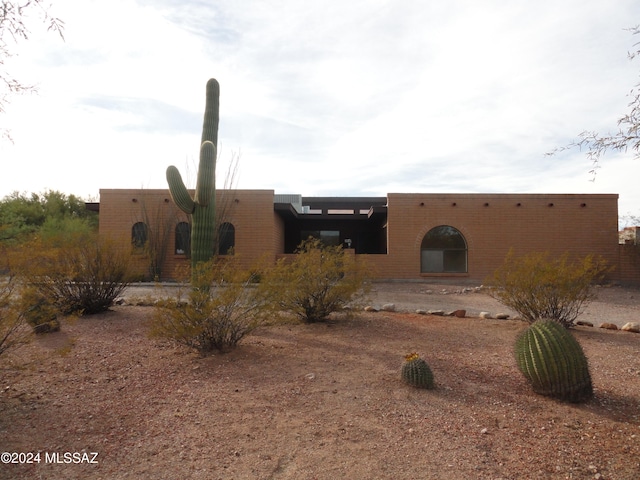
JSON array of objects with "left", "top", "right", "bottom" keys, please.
[
  {"left": 194, "top": 141, "right": 216, "bottom": 207},
  {"left": 166, "top": 166, "right": 195, "bottom": 214}
]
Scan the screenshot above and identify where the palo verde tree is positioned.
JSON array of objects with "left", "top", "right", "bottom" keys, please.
[{"left": 166, "top": 78, "right": 219, "bottom": 278}]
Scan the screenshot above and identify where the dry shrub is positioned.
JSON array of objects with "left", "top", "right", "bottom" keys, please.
[
  {"left": 260, "top": 238, "right": 370, "bottom": 323},
  {"left": 14, "top": 233, "right": 132, "bottom": 316},
  {"left": 17, "top": 285, "right": 61, "bottom": 333},
  {"left": 0, "top": 273, "right": 31, "bottom": 356},
  {"left": 487, "top": 250, "right": 610, "bottom": 328},
  {"left": 150, "top": 257, "right": 271, "bottom": 354}
]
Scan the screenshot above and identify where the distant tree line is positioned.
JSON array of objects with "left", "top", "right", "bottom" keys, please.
[{"left": 0, "top": 190, "right": 97, "bottom": 244}]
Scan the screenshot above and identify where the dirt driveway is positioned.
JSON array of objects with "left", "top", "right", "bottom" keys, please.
[{"left": 125, "top": 281, "right": 640, "bottom": 328}]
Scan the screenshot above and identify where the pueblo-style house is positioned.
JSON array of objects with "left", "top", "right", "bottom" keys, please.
[{"left": 94, "top": 189, "right": 640, "bottom": 285}]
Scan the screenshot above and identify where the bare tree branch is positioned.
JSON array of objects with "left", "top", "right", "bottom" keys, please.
[
  {"left": 1, "top": 1, "right": 64, "bottom": 139},
  {"left": 547, "top": 26, "right": 640, "bottom": 178}
]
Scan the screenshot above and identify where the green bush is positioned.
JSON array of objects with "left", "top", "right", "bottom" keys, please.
[
  {"left": 150, "top": 258, "right": 271, "bottom": 354},
  {"left": 0, "top": 190, "right": 97, "bottom": 245},
  {"left": 487, "top": 251, "right": 610, "bottom": 328},
  {"left": 260, "top": 238, "right": 370, "bottom": 323}
]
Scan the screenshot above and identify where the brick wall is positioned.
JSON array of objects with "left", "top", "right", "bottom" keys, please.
[
  {"left": 219, "top": 189, "right": 279, "bottom": 270},
  {"left": 366, "top": 193, "right": 620, "bottom": 283},
  {"left": 273, "top": 211, "right": 285, "bottom": 255},
  {"left": 99, "top": 188, "right": 279, "bottom": 280},
  {"left": 100, "top": 189, "right": 632, "bottom": 284},
  {"left": 617, "top": 244, "right": 640, "bottom": 285}
]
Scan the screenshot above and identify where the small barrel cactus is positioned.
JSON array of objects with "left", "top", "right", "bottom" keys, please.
[
  {"left": 515, "top": 319, "right": 593, "bottom": 403},
  {"left": 401, "top": 353, "right": 435, "bottom": 389}
]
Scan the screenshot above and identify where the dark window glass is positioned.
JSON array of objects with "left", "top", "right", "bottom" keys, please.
[
  {"left": 421, "top": 226, "right": 467, "bottom": 273},
  {"left": 218, "top": 222, "right": 235, "bottom": 255},
  {"left": 132, "top": 222, "right": 148, "bottom": 249},
  {"left": 175, "top": 222, "right": 190, "bottom": 255}
]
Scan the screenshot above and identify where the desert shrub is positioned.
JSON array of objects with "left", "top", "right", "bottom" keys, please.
[
  {"left": 150, "top": 258, "right": 271, "bottom": 354},
  {"left": 17, "top": 285, "right": 61, "bottom": 333},
  {"left": 260, "top": 238, "right": 370, "bottom": 323},
  {"left": 487, "top": 250, "right": 610, "bottom": 328},
  {"left": 0, "top": 274, "right": 31, "bottom": 356},
  {"left": 16, "top": 233, "right": 132, "bottom": 316}
]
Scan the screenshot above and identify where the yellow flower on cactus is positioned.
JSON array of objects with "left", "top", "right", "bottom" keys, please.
[{"left": 404, "top": 352, "right": 420, "bottom": 362}]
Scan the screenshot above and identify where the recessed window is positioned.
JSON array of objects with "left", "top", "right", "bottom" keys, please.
[
  {"left": 420, "top": 226, "right": 467, "bottom": 273},
  {"left": 131, "top": 222, "right": 148, "bottom": 249},
  {"left": 175, "top": 222, "right": 190, "bottom": 255},
  {"left": 218, "top": 222, "right": 235, "bottom": 255}
]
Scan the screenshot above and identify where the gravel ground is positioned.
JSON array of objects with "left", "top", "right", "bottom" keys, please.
[
  {"left": 124, "top": 281, "right": 640, "bottom": 328},
  {"left": 0, "top": 282, "right": 638, "bottom": 479}
]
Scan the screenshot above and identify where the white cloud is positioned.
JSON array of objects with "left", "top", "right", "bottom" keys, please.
[{"left": 0, "top": 0, "right": 639, "bottom": 219}]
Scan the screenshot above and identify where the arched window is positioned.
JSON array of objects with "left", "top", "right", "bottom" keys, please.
[
  {"left": 420, "top": 226, "right": 467, "bottom": 273},
  {"left": 218, "top": 222, "right": 235, "bottom": 255},
  {"left": 175, "top": 222, "right": 190, "bottom": 255},
  {"left": 131, "top": 222, "right": 148, "bottom": 249}
]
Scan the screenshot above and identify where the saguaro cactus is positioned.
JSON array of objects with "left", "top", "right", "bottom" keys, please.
[
  {"left": 166, "top": 78, "right": 220, "bottom": 269},
  {"left": 515, "top": 319, "right": 593, "bottom": 403}
]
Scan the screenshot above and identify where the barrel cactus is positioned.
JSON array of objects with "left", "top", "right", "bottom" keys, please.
[
  {"left": 515, "top": 319, "right": 593, "bottom": 403},
  {"left": 166, "top": 78, "right": 220, "bottom": 269},
  {"left": 401, "top": 353, "right": 435, "bottom": 389}
]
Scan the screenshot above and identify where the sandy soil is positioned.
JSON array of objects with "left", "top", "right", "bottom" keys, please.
[{"left": 0, "top": 283, "right": 639, "bottom": 480}]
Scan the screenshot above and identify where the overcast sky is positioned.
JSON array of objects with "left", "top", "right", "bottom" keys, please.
[{"left": 1, "top": 0, "right": 639, "bottom": 222}]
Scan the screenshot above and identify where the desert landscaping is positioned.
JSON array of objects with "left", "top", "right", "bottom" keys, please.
[{"left": 1, "top": 282, "right": 639, "bottom": 480}]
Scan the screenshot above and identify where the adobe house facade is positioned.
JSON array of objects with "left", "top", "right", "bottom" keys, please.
[{"left": 97, "top": 188, "right": 639, "bottom": 284}]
